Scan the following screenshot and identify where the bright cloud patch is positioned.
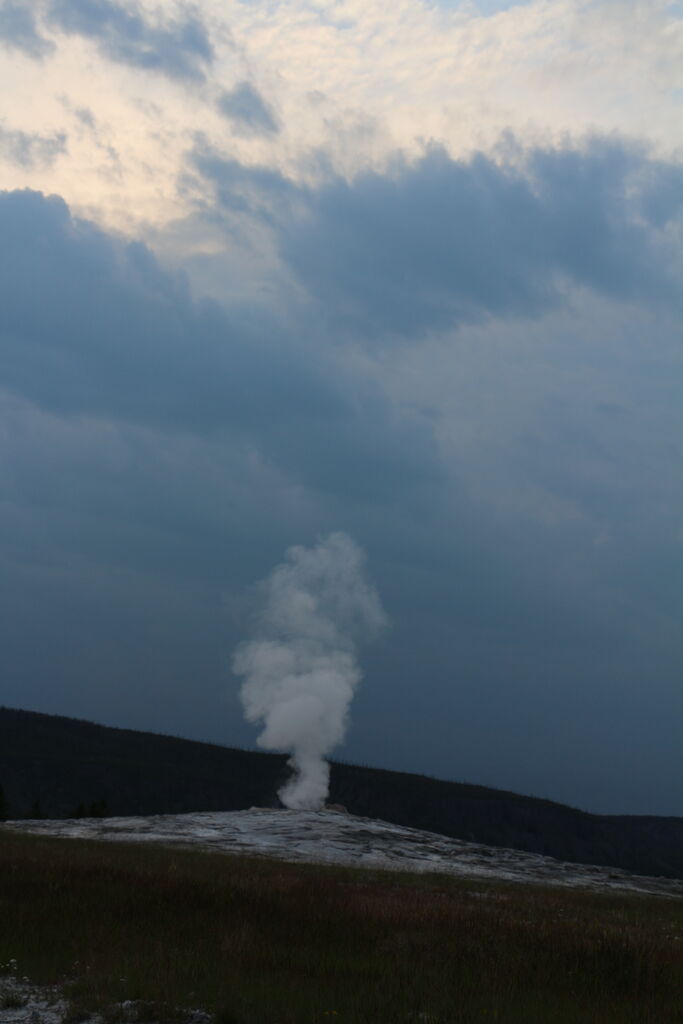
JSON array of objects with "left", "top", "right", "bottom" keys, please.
[{"left": 0, "top": 0, "right": 681, "bottom": 240}]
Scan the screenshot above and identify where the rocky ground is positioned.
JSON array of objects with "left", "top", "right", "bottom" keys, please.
[{"left": 0, "top": 977, "right": 211, "bottom": 1024}]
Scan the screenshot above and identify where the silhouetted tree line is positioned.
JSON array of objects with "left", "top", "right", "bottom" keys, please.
[
  {"left": 71, "top": 799, "right": 109, "bottom": 818},
  {"left": 2, "top": 706, "right": 683, "bottom": 880},
  {"left": 0, "top": 785, "right": 108, "bottom": 821}
]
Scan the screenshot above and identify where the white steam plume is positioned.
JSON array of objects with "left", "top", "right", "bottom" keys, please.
[{"left": 232, "top": 532, "right": 387, "bottom": 810}]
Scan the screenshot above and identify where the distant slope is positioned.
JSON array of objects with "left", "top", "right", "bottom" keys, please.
[{"left": 2, "top": 705, "right": 683, "bottom": 879}]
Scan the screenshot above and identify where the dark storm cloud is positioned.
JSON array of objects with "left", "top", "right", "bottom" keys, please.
[
  {"left": 1, "top": 131, "right": 681, "bottom": 816},
  {"left": 0, "top": 188, "right": 438, "bottom": 501},
  {"left": 0, "top": 188, "right": 443, "bottom": 752},
  {"left": 0, "top": 124, "right": 66, "bottom": 168},
  {"left": 637, "top": 160, "right": 683, "bottom": 228},
  {"left": 0, "top": 1, "right": 54, "bottom": 59},
  {"left": 47, "top": 0, "right": 213, "bottom": 81},
  {"left": 190, "top": 147, "right": 297, "bottom": 216},
  {"left": 217, "top": 82, "right": 280, "bottom": 137},
  {"left": 194, "top": 139, "right": 679, "bottom": 338}
]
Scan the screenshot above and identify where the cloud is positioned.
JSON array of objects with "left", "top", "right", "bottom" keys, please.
[
  {"left": 637, "top": 158, "right": 683, "bottom": 228},
  {"left": 0, "top": 0, "right": 679, "bottom": 825},
  {"left": 0, "top": 188, "right": 439, "bottom": 503},
  {"left": 194, "top": 138, "right": 680, "bottom": 340},
  {"left": 0, "top": 1, "right": 54, "bottom": 59},
  {"left": 190, "top": 147, "right": 298, "bottom": 217},
  {"left": 0, "top": 123, "right": 67, "bottom": 168},
  {"left": 217, "top": 82, "right": 280, "bottom": 137},
  {"left": 0, "top": 188, "right": 445, "bottom": 751},
  {"left": 0, "top": 103, "right": 681, "bottom": 815},
  {"left": 47, "top": 0, "right": 213, "bottom": 81},
  {"left": 1, "top": 0, "right": 678, "bottom": 248}
]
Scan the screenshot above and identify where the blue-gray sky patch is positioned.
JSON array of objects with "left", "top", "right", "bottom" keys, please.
[
  {"left": 48, "top": 0, "right": 213, "bottom": 81},
  {"left": 0, "top": 0, "right": 54, "bottom": 59},
  {"left": 0, "top": 124, "right": 66, "bottom": 168},
  {"left": 217, "top": 82, "right": 280, "bottom": 137}
]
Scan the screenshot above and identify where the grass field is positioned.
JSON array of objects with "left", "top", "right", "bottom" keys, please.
[{"left": 1, "top": 830, "right": 683, "bottom": 1023}]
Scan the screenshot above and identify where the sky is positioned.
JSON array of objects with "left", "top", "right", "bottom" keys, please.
[{"left": 0, "top": 0, "right": 681, "bottom": 815}]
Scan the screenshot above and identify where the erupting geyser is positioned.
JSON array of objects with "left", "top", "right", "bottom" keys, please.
[{"left": 232, "top": 532, "right": 387, "bottom": 810}]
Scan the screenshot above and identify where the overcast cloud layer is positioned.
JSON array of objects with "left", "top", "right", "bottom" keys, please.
[{"left": 0, "top": 0, "right": 681, "bottom": 815}]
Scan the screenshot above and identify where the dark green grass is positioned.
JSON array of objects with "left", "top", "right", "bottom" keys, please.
[{"left": 1, "top": 830, "right": 683, "bottom": 1023}]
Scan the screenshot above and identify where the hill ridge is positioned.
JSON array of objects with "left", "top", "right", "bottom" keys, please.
[{"left": 2, "top": 705, "right": 683, "bottom": 879}]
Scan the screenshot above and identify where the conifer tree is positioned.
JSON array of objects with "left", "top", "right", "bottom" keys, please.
[
  {"left": 29, "top": 798, "right": 44, "bottom": 819},
  {"left": 0, "top": 783, "right": 9, "bottom": 821}
]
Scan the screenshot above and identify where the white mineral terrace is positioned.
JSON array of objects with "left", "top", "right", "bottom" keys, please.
[{"left": 3, "top": 807, "right": 683, "bottom": 899}]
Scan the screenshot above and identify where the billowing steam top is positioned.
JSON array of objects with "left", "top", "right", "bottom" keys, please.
[{"left": 232, "top": 532, "right": 387, "bottom": 810}]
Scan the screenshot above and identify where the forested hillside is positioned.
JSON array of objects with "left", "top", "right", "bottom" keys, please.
[{"left": 2, "top": 706, "right": 683, "bottom": 879}]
